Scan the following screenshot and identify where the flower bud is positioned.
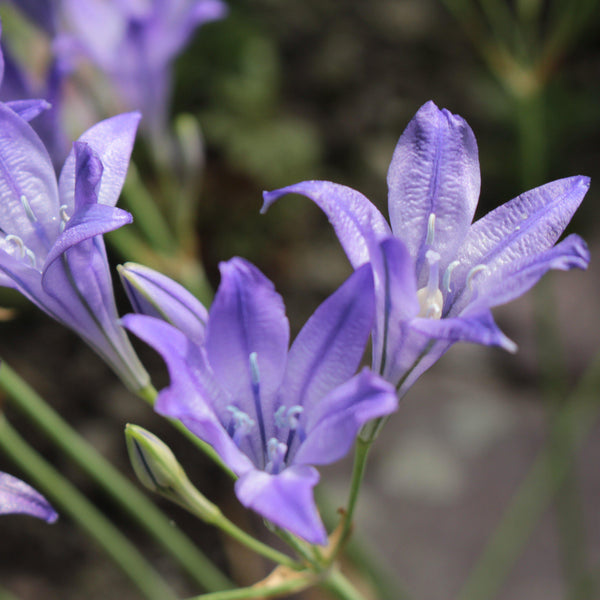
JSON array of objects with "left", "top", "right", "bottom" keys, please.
[
  {"left": 125, "top": 424, "right": 219, "bottom": 521},
  {"left": 119, "top": 263, "right": 208, "bottom": 344}
]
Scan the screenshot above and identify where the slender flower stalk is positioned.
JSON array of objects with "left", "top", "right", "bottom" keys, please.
[
  {"left": 263, "top": 100, "right": 590, "bottom": 397},
  {"left": 124, "top": 257, "right": 398, "bottom": 544}
]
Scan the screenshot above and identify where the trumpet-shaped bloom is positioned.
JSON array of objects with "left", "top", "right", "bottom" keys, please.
[
  {"left": 124, "top": 258, "right": 397, "bottom": 544},
  {"left": 0, "top": 472, "right": 58, "bottom": 522},
  {"left": 57, "top": 0, "right": 228, "bottom": 134},
  {"left": 0, "top": 106, "right": 149, "bottom": 390},
  {"left": 263, "top": 101, "right": 590, "bottom": 395}
]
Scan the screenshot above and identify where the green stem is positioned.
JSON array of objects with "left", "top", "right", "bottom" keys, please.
[
  {"left": 338, "top": 437, "right": 372, "bottom": 552},
  {"left": 180, "top": 486, "right": 299, "bottom": 569},
  {"left": 456, "top": 346, "right": 600, "bottom": 600},
  {"left": 0, "top": 416, "right": 178, "bottom": 600},
  {"left": 186, "top": 574, "right": 315, "bottom": 600},
  {"left": 0, "top": 362, "right": 231, "bottom": 592},
  {"left": 273, "top": 528, "right": 320, "bottom": 566},
  {"left": 321, "top": 569, "right": 368, "bottom": 600}
]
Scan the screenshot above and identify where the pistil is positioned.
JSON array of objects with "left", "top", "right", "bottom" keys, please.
[{"left": 416, "top": 250, "right": 444, "bottom": 319}]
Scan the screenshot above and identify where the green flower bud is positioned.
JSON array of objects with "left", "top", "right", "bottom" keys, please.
[{"left": 125, "top": 424, "right": 219, "bottom": 522}]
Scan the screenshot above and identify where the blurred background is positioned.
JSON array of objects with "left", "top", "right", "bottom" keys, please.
[{"left": 1, "top": 1, "right": 600, "bottom": 599}]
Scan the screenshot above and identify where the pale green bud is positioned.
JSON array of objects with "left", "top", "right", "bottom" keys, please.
[{"left": 125, "top": 424, "right": 220, "bottom": 522}]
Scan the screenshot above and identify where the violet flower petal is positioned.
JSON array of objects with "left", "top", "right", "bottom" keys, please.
[
  {"left": 6, "top": 99, "right": 52, "bottom": 122},
  {"left": 293, "top": 369, "right": 397, "bottom": 466},
  {"left": 205, "top": 258, "right": 289, "bottom": 426},
  {"left": 262, "top": 181, "right": 391, "bottom": 268},
  {"left": 387, "top": 100, "right": 480, "bottom": 279},
  {"left": 0, "top": 101, "right": 60, "bottom": 257},
  {"left": 282, "top": 263, "right": 374, "bottom": 414},
  {"left": 235, "top": 464, "right": 326, "bottom": 545},
  {"left": 58, "top": 112, "right": 141, "bottom": 212},
  {"left": 123, "top": 313, "right": 255, "bottom": 476},
  {"left": 468, "top": 234, "right": 590, "bottom": 313},
  {"left": 0, "top": 472, "right": 58, "bottom": 523},
  {"left": 451, "top": 176, "right": 590, "bottom": 306}
]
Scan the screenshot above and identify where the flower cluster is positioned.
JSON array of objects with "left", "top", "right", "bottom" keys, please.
[{"left": 0, "top": 44, "right": 589, "bottom": 547}]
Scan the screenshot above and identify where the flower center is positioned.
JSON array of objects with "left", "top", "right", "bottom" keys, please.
[{"left": 224, "top": 353, "right": 305, "bottom": 473}]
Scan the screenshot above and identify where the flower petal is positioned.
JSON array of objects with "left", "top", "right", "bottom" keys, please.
[
  {"left": 451, "top": 176, "right": 590, "bottom": 301},
  {"left": 466, "top": 234, "right": 589, "bottom": 312},
  {"left": 119, "top": 262, "right": 208, "bottom": 344},
  {"left": 262, "top": 181, "right": 391, "bottom": 268},
  {"left": 282, "top": 263, "right": 374, "bottom": 413},
  {"left": 205, "top": 258, "right": 289, "bottom": 431},
  {"left": 0, "top": 101, "right": 60, "bottom": 257},
  {"left": 0, "top": 472, "right": 58, "bottom": 523},
  {"left": 410, "top": 311, "right": 517, "bottom": 352},
  {"left": 235, "top": 465, "right": 326, "bottom": 545},
  {"left": 369, "top": 236, "right": 420, "bottom": 377},
  {"left": 387, "top": 101, "right": 480, "bottom": 279},
  {"left": 58, "top": 112, "right": 141, "bottom": 210},
  {"left": 292, "top": 369, "right": 397, "bottom": 467},
  {"left": 6, "top": 99, "right": 52, "bottom": 122},
  {"left": 124, "top": 314, "right": 255, "bottom": 475}
]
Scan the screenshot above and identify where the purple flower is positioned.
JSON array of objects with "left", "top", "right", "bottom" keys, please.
[
  {"left": 124, "top": 258, "right": 397, "bottom": 544},
  {"left": 263, "top": 101, "right": 590, "bottom": 395},
  {"left": 57, "top": 0, "right": 228, "bottom": 134},
  {"left": 0, "top": 471, "right": 58, "bottom": 522},
  {"left": 0, "top": 106, "right": 149, "bottom": 390}
]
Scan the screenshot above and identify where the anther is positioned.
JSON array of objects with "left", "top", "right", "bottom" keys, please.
[
  {"left": 226, "top": 405, "right": 255, "bottom": 447},
  {"left": 443, "top": 260, "right": 460, "bottom": 293},
  {"left": 20, "top": 195, "right": 37, "bottom": 222},
  {"left": 426, "top": 213, "right": 436, "bottom": 246}
]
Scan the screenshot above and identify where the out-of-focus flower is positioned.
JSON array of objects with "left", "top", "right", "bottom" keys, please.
[
  {"left": 124, "top": 258, "right": 397, "bottom": 544},
  {"left": 263, "top": 101, "right": 590, "bottom": 395},
  {"left": 0, "top": 106, "right": 149, "bottom": 390},
  {"left": 0, "top": 471, "right": 58, "bottom": 522},
  {"left": 56, "top": 0, "right": 228, "bottom": 135}
]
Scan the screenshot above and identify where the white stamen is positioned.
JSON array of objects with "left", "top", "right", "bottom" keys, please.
[
  {"left": 443, "top": 260, "right": 460, "bottom": 293},
  {"left": 5, "top": 234, "right": 26, "bottom": 255},
  {"left": 466, "top": 264, "right": 489, "bottom": 290},
  {"left": 426, "top": 213, "right": 436, "bottom": 246},
  {"left": 20, "top": 195, "right": 37, "bottom": 222}
]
